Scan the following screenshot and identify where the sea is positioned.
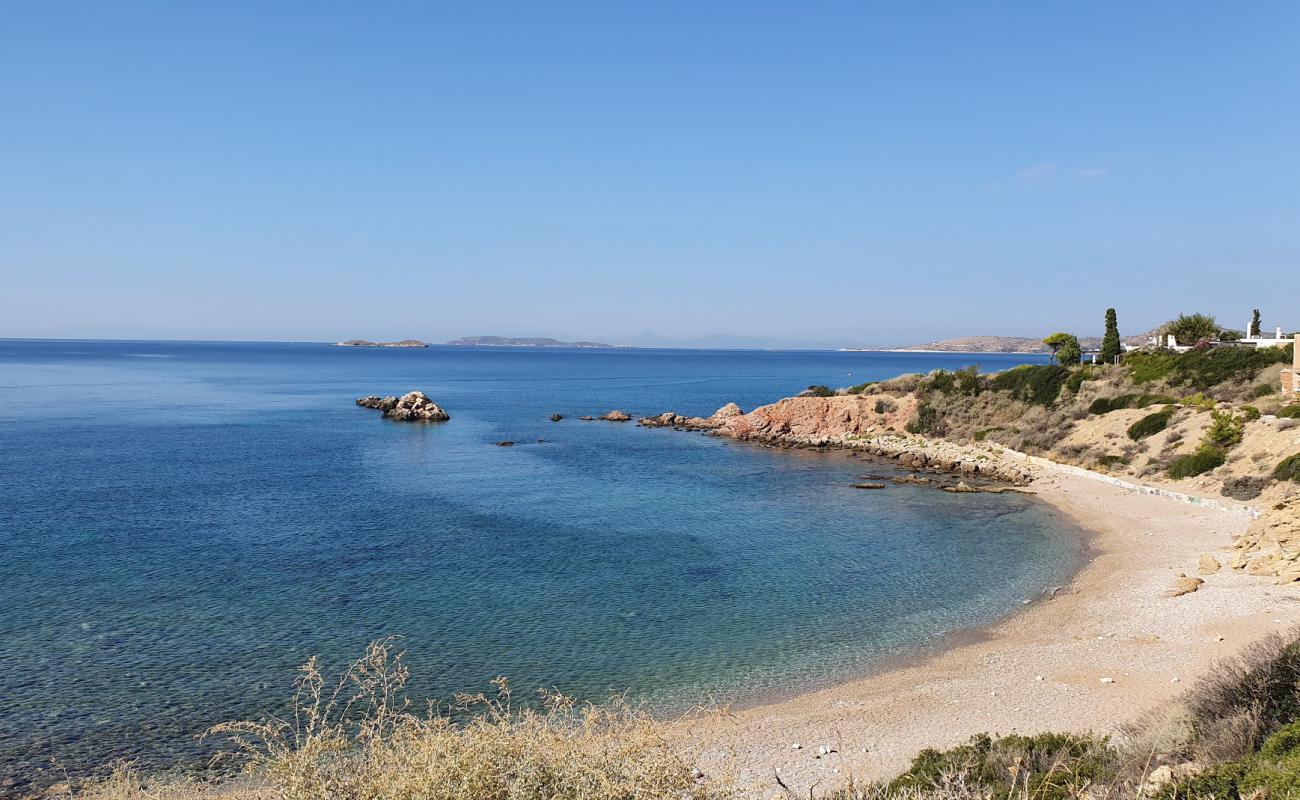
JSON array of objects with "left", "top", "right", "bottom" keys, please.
[{"left": 0, "top": 340, "right": 1083, "bottom": 787}]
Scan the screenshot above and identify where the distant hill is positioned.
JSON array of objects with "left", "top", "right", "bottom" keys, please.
[
  {"left": 336, "top": 339, "right": 428, "bottom": 348},
  {"left": 864, "top": 332, "right": 1154, "bottom": 353},
  {"left": 446, "top": 336, "right": 626, "bottom": 349}
]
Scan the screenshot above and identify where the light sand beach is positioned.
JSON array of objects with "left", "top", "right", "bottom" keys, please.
[{"left": 676, "top": 471, "right": 1299, "bottom": 797}]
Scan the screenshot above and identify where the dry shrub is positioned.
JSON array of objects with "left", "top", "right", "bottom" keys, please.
[
  {"left": 82, "top": 639, "right": 727, "bottom": 800},
  {"left": 78, "top": 763, "right": 273, "bottom": 800},
  {"left": 1179, "top": 632, "right": 1300, "bottom": 763},
  {"left": 1120, "top": 631, "right": 1300, "bottom": 772}
]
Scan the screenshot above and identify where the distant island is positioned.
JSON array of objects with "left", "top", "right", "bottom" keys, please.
[
  {"left": 845, "top": 332, "right": 1153, "bottom": 353},
  {"left": 335, "top": 339, "right": 429, "bottom": 348},
  {"left": 446, "top": 336, "right": 628, "bottom": 349}
]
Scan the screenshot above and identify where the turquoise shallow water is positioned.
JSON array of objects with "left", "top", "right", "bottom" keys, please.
[{"left": 0, "top": 341, "right": 1080, "bottom": 787}]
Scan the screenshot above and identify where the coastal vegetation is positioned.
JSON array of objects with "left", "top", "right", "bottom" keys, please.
[
  {"left": 1100, "top": 308, "right": 1122, "bottom": 364},
  {"left": 1160, "top": 312, "right": 1222, "bottom": 345},
  {"left": 837, "top": 314, "right": 1294, "bottom": 504},
  {"left": 1041, "top": 333, "right": 1082, "bottom": 366},
  {"left": 1126, "top": 407, "right": 1175, "bottom": 440},
  {"left": 78, "top": 631, "right": 1300, "bottom": 800}
]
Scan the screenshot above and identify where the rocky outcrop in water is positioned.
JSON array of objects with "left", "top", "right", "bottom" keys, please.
[
  {"left": 639, "top": 403, "right": 746, "bottom": 431},
  {"left": 600, "top": 410, "right": 632, "bottom": 422},
  {"left": 356, "top": 391, "right": 450, "bottom": 422}
]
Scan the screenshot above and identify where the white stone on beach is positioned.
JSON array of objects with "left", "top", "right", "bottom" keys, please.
[
  {"left": 1100, "top": 677, "right": 1115, "bottom": 684},
  {"left": 790, "top": 743, "right": 801, "bottom": 750}
]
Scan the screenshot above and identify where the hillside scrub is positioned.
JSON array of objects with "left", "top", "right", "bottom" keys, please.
[
  {"left": 1167, "top": 446, "right": 1227, "bottom": 479},
  {"left": 1277, "top": 455, "right": 1300, "bottom": 482},
  {"left": 1089, "top": 394, "right": 1175, "bottom": 415},
  {"left": 988, "top": 365, "right": 1070, "bottom": 407},
  {"left": 1123, "top": 345, "right": 1292, "bottom": 389},
  {"left": 1127, "top": 407, "right": 1176, "bottom": 441}
]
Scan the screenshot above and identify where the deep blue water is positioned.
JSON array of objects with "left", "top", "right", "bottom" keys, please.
[{"left": 0, "top": 340, "right": 1078, "bottom": 786}]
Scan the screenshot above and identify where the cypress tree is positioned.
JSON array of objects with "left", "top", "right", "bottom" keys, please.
[
  {"left": 1250, "top": 309, "right": 1261, "bottom": 338},
  {"left": 1099, "top": 308, "right": 1121, "bottom": 364}
]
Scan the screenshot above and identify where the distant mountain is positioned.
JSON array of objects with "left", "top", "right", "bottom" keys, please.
[
  {"left": 446, "top": 336, "right": 626, "bottom": 349},
  {"left": 336, "top": 339, "right": 428, "bottom": 348},
  {"left": 867, "top": 332, "right": 1154, "bottom": 353}
]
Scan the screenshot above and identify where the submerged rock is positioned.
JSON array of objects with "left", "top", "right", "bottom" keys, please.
[
  {"left": 357, "top": 391, "right": 450, "bottom": 422},
  {"left": 550, "top": 413, "right": 564, "bottom": 422},
  {"left": 852, "top": 483, "right": 887, "bottom": 490}
]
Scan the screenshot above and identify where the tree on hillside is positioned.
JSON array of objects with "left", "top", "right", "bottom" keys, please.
[
  {"left": 1042, "top": 332, "right": 1082, "bottom": 366},
  {"left": 1099, "top": 308, "right": 1121, "bottom": 364},
  {"left": 1161, "top": 313, "right": 1219, "bottom": 346},
  {"left": 1250, "top": 309, "right": 1262, "bottom": 338}
]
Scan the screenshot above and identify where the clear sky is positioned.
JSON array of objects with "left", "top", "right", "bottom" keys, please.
[{"left": 2, "top": 2, "right": 1298, "bottom": 347}]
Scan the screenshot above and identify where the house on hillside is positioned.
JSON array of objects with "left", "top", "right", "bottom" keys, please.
[{"left": 1243, "top": 324, "right": 1294, "bottom": 349}]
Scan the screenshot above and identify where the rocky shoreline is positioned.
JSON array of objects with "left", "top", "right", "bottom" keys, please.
[{"left": 640, "top": 396, "right": 1034, "bottom": 485}]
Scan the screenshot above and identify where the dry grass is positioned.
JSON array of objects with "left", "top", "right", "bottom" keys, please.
[
  {"left": 77, "top": 639, "right": 728, "bottom": 800},
  {"left": 72, "top": 633, "right": 1300, "bottom": 800}
]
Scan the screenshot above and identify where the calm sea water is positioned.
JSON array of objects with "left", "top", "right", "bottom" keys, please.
[{"left": 0, "top": 340, "right": 1078, "bottom": 786}]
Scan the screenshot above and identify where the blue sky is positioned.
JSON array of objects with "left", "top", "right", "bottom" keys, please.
[{"left": 2, "top": 2, "right": 1297, "bottom": 346}]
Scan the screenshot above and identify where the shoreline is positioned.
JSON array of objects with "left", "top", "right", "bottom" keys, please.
[{"left": 673, "top": 468, "right": 1299, "bottom": 796}]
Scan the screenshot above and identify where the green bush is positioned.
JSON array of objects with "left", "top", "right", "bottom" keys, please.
[
  {"left": 1090, "top": 393, "right": 1176, "bottom": 414},
  {"left": 805, "top": 384, "right": 835, "bottom": 398},
  {"left": 1276, "top": 454, "right": 1300, "bottom": 482},
  {"left": 1205, "top": 410, "right": 1246, "bottom": 448},
  {"left": 989, "top": 365, "right": 1070, "bottom": 407},
  {"left": 954, "top": 364, "right": 981, "bottom": 396},
  {"left": 1254, "top": 383, "right": 1279, "bottom": 398},
  {"left": 888, "top": 733, "right": 1114, "bottom": 800},
  {"left": 1279, "top": 404, "right": 1300, "bottom": 419},
  {"left": 905, "top": 404, "right": 941, "bottom": 435},
  {"left": 1128, "top": 407, "right": 1176, "bottom": 440},
  {"left": 1173, "top": 345, "right": 1291, "bottom": 389},
  {"left": 1096, "top": 454, "right": 1128, "bottom": 468},
  {"left": 1241, "top": 405, "right": 1261, "bottom": 421},
  {"left": 1125, "top": 345, "right": 1290, "bottom": 389},
  {"left": 1124, "top": 350, "right": 1180, "bottom": 383},
  {"left": 1090, "top": 395, "right": 1132, "bottom": 414},
  {"left": 1167, "top": 446, "right": 1227, "bottom": 479},
  {"left": 1181, "top": 392, "right": 1216, "bottom": 411},
  {"left": 1066, "top": 366, "right": 1098, "bottom": 394},
  {"left": 1161, "top": 762, "right": 1245, "bottom": 800}
]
